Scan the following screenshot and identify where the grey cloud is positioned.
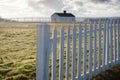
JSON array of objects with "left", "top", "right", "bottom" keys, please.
[
  {"left": 27, "top": 0, "right": 120, "bottom": 17},
  {"left": 91, "top": 0, "right": 111, "bottom": 3},
  {"left": 28, "top": 0, "right": 64, "bottom": 11},
  {"left": 74, "top": 1, "right": 84, "bottom": 6}
]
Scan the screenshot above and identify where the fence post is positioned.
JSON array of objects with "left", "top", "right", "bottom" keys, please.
[
  {"left": 36, "top": 22, "right": 50, "bottom": 80},
  {"left": 118, "top": 19, "right": 120, "bottom": 64}
]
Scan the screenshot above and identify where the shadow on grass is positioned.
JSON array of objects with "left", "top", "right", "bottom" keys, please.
[{"left": 93, "top": 64, "right": 120, "bottom": 80}]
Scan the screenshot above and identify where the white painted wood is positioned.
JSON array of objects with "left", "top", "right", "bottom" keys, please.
[
  {"left": 78, "top": 23, "right": 82, "bottom": 80},
  {"left": 66, "top": 26, "right": 70, "bottom": 80},
  {"left": 98, "top": 20, "right": 101, "bottom": 73},
  {"left": 36, "top": 19, "right": 120, "bottom": 80},
  {"left": 113, "top": 20, "right": 116, "bottom": 65},
  {"left": 89, "top": 21, "right": 93, "bottom": 79},
  {"left": 52, "top": 27, "right": 57, "bottom": 80},
  {"left": 118, "top": 19, "right": 120, "bottom": 64},
  {"left": 72, "top": 25, "right": 76, "bottom": 80},
  {"left": 36, "top": 23, "right": 50, "bottom": 80},
  {"left": 109, "top": 20, "right": 113, "bottom": 66},
  {"left": 105, "top": 21, "right": 109, "bottom": 70},
  {"left": 83, "top": 23, "right": 87, "bottom": 80},
  {"left": 59, "top": 26, "right": 64, "bottom": 80},
  {"left": 93, "top": 21, "right": 97, "bottom": 75},
  {"left": 103, "top": 20, "right": 107, "bottom": 71}
]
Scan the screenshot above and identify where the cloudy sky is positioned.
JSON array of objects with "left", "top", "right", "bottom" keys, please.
[{"left": 0, "top": 0, "right": 120, "bottom": 18}]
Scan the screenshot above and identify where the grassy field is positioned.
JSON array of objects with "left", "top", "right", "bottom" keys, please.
[
  {"left": 0, "top": 22, "right": 119, "bottom": 80},
  {"left": 0, "top": 23, "right": 37, "bottom": 80}
]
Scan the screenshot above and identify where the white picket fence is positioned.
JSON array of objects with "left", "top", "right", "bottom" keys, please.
[{"left": 36, "top": 19, "right": 120, "bottom": 80}]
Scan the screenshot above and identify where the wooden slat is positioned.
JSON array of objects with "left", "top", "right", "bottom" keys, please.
[
  {"left": 78, "top": 23, "right": 82, "bottom": 80},
  {"left": 118, "top": 19, "right": 120, "bottom": 64},
  {"left": 105, "top": 21, "right": 109, "bottom": 70},
  {"left": 89, "top": 21, "right": 93, "bottom": 79},
  {"left": 66, "top": 26, "right": 70, "bottom": 80},
  {"left": 59, "top": 26, "right": 64, "bottom": 80},
  {"left": 98, "top": 20, "right": 101, "bottom": 73},
  {"left": 109, "top": 20, "right": 113, "bottom": 66},
  {"left": 93, "top": 21, "right": 97, "bottom": 75},
  {"left": 46, "top": 25, "right": 50, "bottom": 80},
  {"left": 83, "top": 22, "right": 87, "bottom": 80},
  {"left": 103, "top": 20, "right": 107, "bottom": 71},
  {"left": 113, "top": 20, "right": 116, "bottom": 65},
  {"left": 52, "top": 27, "right": 57, "bottom": 80},
  {"left": 72, "top": 25, "right": 76, "bottom": 80}
]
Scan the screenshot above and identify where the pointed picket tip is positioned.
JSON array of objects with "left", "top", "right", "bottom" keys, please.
[
  {"left": 79, "top": 23, "right": 82, "bottom": 32},
  {"left": 53, "top": 27, "right": 57, "bottom": 34},
  {"left": 61, "top": 25, "right": 64, "bottom": 34},
  {"left": 90, "top": 21, "right": 93, "bottom": 31},
  {"left": 73, "top": 24, "right": 76, "bottom": 32},
  {"left": 52, "top": 27, "right": 57, "bottom": 41},
  {"left": 67, "top": 26, "right": 70, "bottom": 34},
  {"left": 79, "top": 23, "right": 82, "bottom": 28},
  {"left": 84, "top": 22, "right": 87, "bottom": 31},
  {"left": 89, "top": 20, "right": 92, "bottom": 25}
]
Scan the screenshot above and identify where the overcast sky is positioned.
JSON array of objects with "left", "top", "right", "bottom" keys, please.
[{"left": 0, "top": 0, "right": 120, "bottom": 18}]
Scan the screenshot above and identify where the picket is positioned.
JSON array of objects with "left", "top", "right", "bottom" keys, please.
[
  {"left": 89, "top": 21, "right": 93, "bottom": 79},
  {"left": 83, "top": 22, "right": 87, "bottom": 80},
  {"left": 109, "top": 20, "right": 113, "bottom": 66},
  {"left": 113, "top": 20, "right": 117, "bottom": 65},
  {"left": 78, "top": 23, "right": 82, "bottom": 80},
  {"left": 52, "top": 27, "right": 57, "bottom": 80},
  {"left": 103, "top": 21, "right": 107, "bottom": 71},
  {"left": 66, "top": 26, "right": 70, "bottom": 80},
  {"left": 72, "top": 25, "right": 76, "bottom": 80},
  {"left": 59, "top": 26, "right": 64, "bottom": 80},
  {"left": 98, "top": 20, "right": 101, "bottom": 73},
  {"left": 118, "top": 20, "right": 120, "bottom": 64},
  {"left": 93, "top": 21, "right": 97, "bottom": 75},
  {"left": 118, "top": 19, "right": 120, "bottom": 64},
  {"left": 105, "top": 21, "right": 109, "bottom": 69}
]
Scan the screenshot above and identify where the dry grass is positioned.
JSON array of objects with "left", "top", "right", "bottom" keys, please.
[
  {"left": 0, "top": 22, "right": 119, "bottom": 80},
  {"left": 0, "top": 22, "right": 36, "bottom": 80}
]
